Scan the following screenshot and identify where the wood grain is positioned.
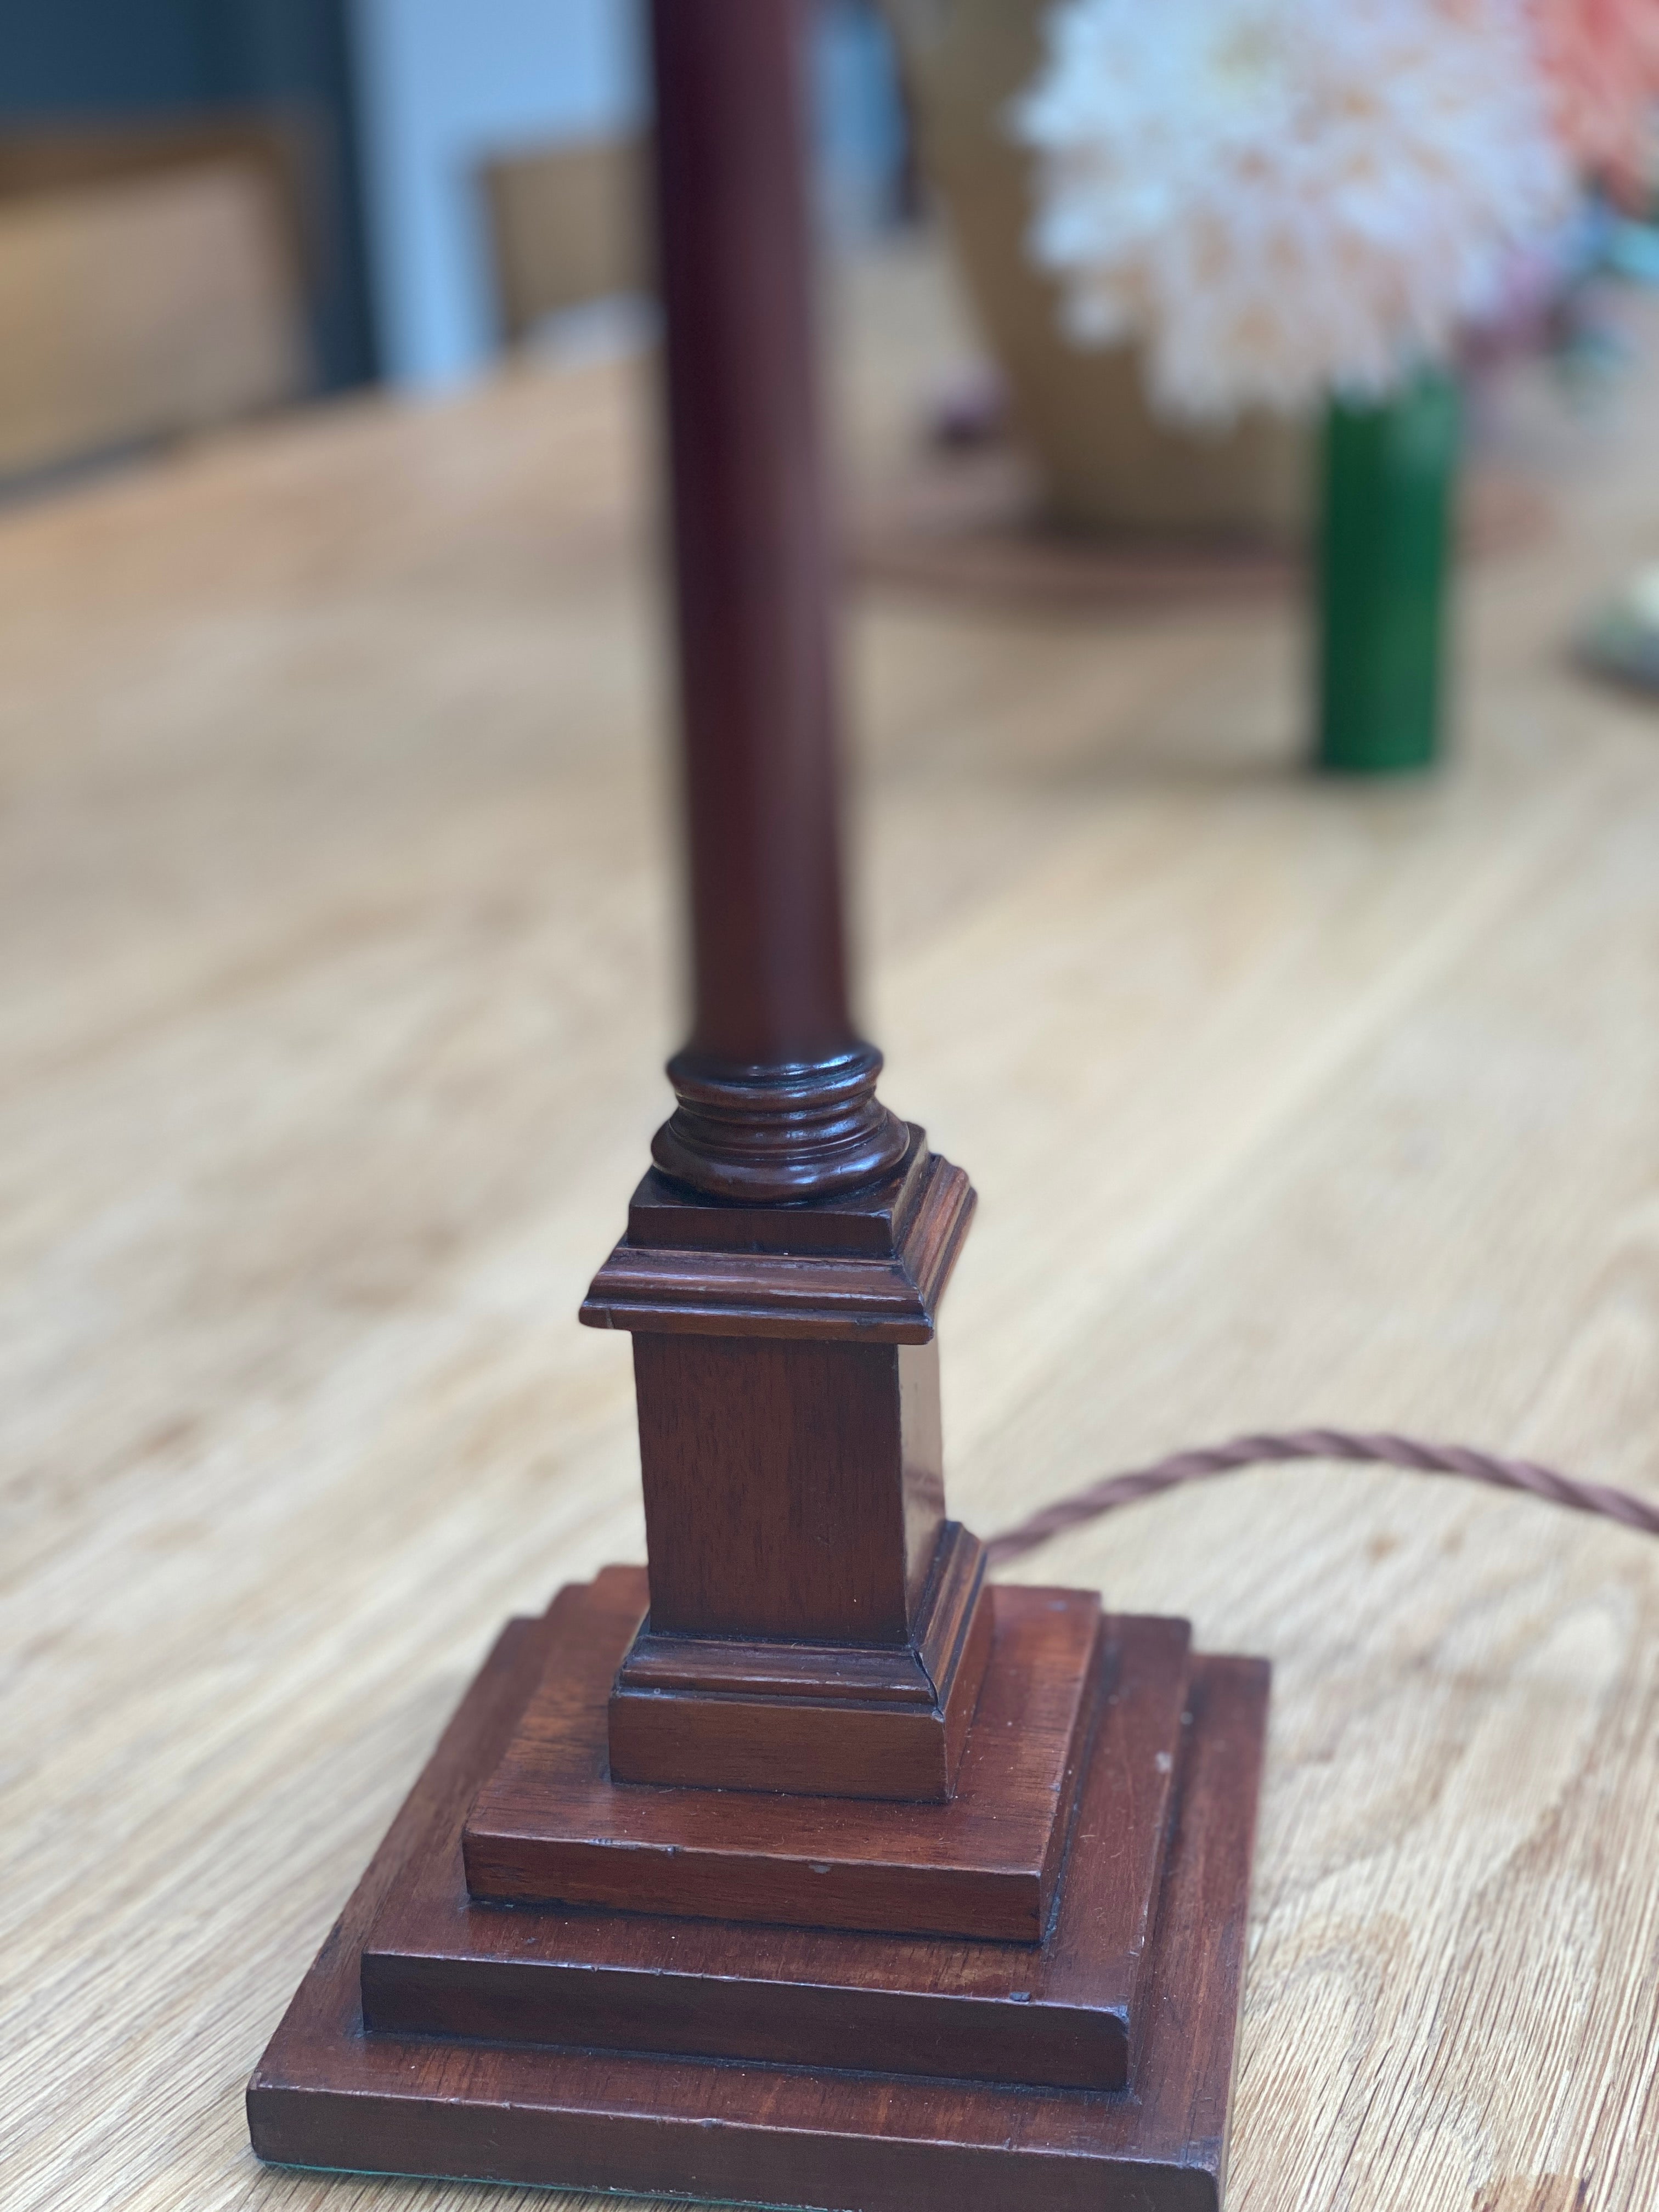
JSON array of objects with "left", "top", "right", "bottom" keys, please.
[
  {"left": 249, "top": 1599, "right": 1267, "bottom": 2208},
  {"left": 461, "top": 1568, "right": 1101, "bottom": 1939},
  {"left": 6, "top": 242, "right": 1659, "bottom": 2209},
  {"left": 593, "top": 1126, "right": 987, "bottom": 1803},
  {"left": 608, "top": 1514, "right": 992, "bottom": 1801},
  {"left": 362, "top": 1609, "right": 1195, "bottom": 2094},
  {"left": 627, "top": 1338, "right": 939, "bottom": 1638},
  {"left": 580, "top": 1132, "right": 976, "bottom": 1339}
]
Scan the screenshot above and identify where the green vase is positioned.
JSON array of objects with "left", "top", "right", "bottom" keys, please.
[{"left": 1316, "top": 370, "right": 1460, "bottom": 775}]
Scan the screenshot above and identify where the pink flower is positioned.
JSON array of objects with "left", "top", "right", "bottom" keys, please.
[
  {"left": 1015, "top": 0, "right": 1573, "bottom": 420},
  {"left": 1530, "top": 0, "right": 1659, "bottom": 198}
]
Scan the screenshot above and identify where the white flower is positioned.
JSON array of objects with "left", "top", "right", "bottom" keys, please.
[{"left": 1013, "top": 0, "right": 1575, "bottom": 420}]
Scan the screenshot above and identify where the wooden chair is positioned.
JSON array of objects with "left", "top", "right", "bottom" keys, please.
[
  {"left": 479, "top": 134, "right": 646, "bottom": 346},
  {"left": 0, "top": 123, "right": 309, "bottom": 488}
]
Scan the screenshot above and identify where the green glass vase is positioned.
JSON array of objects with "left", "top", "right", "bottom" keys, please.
[{"left": 1316, "top": 370, "right": 1460, "bottom": 775}]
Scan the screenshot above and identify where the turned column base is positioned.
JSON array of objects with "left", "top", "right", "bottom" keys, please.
[
  {"left": 606, "top": 1523, "right": 992, "bottom": 1803},
  {"left": 248, "top": 1571, "right": 1269, "bottom": 2212}
]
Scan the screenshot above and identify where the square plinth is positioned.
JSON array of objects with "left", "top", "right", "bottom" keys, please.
[
  {"left": 461, "top": 1567, "right": 1103, "bottom": 1942},
  {"left": 366, "top": 1600, "right": 1192, "bottom": 2092},
  {"left": 250, "top": 1580, "right": 1271, "bottom": 2211}
]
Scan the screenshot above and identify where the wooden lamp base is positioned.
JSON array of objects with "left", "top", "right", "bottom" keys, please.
[
  {"left": 249, "top": 1571, "right": 1268, "bottom": 2212},
  {"left": 246, "top": 18, "right": 1272, "bottom": 2201}
]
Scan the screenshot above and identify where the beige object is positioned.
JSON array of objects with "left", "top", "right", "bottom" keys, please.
[
  {"left": 481, "top": 135, "right": 645, "bottom": 343},
  {"left": 0, "top": 114, "right": 314, "bottom": 261},
  {"left": 0, "top": 159, "right": 305, "bottom": 483},
  {"left": 5, "top": 255, "right": 1659, "bottom": 2211},
  {"left": 885, "top": 0, "right": 1311, "bottom": 538}
]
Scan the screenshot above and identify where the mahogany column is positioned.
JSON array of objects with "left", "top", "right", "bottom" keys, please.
[
  {"left": 647, "top": 0, "right": 907, "bottom": 1202},
  {"left": 573, "top": 0, "right": 990, "bottom": 1805}
]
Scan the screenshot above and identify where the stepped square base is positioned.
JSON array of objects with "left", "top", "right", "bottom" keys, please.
[
  {"left": 463, "top": 1566, "right": 1104, "bottom": 1941},
  {"left": 249, "top": 1575, "right": 1269, "bottom": 2211}
]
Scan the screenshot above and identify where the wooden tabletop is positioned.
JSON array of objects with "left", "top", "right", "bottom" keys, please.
[{"left": 7, "top": 247, "right": 1659, "bottom": 2212}]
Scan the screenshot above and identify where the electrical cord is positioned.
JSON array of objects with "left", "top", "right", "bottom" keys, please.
[{"left": 985, "top": 1427, "right": 1659, "bottom": 1566}]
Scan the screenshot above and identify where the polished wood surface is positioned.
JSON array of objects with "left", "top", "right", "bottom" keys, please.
[
  {"left": 647, "top": 0, "right": 907, "bottom": 1200},
  {"left": 249, "top": 1589, "right": 1267, "bottom": 2208},
  {"left": 608, "top": 1506, "right": 992, "bottom": 1800},
  {"left": 651, "top": 0, "right": 847, "bottom": 1072},
  {"left": 582, "top": 1129, "right": 975, "bottom": 1338},
  {"left": 598, "top": 1139, "right": 987, "bottom": 1803},
  {"left": 8, "top": 247, "right": 1659, "bottom": 2207},
  {"left": 627, "top": 1336, "right": 946, "bottom": 1639},
  {"left": 584, "top": 0, "right": 998, "bottom": 1895},
  {"left": 459, "top": 1569, "right": 1097, "bottom": 1937},
  {"left": 362, "top": 1618, "right": 1190, "bottom": 2091}
]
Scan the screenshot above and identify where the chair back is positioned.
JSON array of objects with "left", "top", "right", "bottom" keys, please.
[
  {"left": 481, "top": 136, "right": 645, "bottom": 345},
  {"left": 0, "top": 124, "right": 309, "bottom": 486}
]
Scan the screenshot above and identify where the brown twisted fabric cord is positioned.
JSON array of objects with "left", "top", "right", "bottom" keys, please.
[{"left": 985, "top": 1428, "right": 1659, "bottom": 1566}]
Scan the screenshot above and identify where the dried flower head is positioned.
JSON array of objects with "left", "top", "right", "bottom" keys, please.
[{"left": 1014, "top": 0, "right": 1575, "bottom": 420}]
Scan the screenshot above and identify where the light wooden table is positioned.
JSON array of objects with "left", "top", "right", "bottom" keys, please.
[{"left": 7, "top": 247, "right": 1659, "bottom": 2212}]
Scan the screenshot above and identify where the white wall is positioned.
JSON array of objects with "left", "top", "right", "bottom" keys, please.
[
  {"left": 351, "top": 0, "right": 644, "bottom": 388},
  {"left": 815, "top": 0, "right": 906, "bottom": 236},
  {"left": 352, "top": 0, "right": 906, "bottom": 391}
]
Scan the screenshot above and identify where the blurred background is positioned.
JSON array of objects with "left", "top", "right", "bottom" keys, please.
[
  {"left": 0, "top": 0, "right": 915, "bottom": 487},
  {"left": 6, "top": 0, "right": 1655, "bottom": 708}
]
